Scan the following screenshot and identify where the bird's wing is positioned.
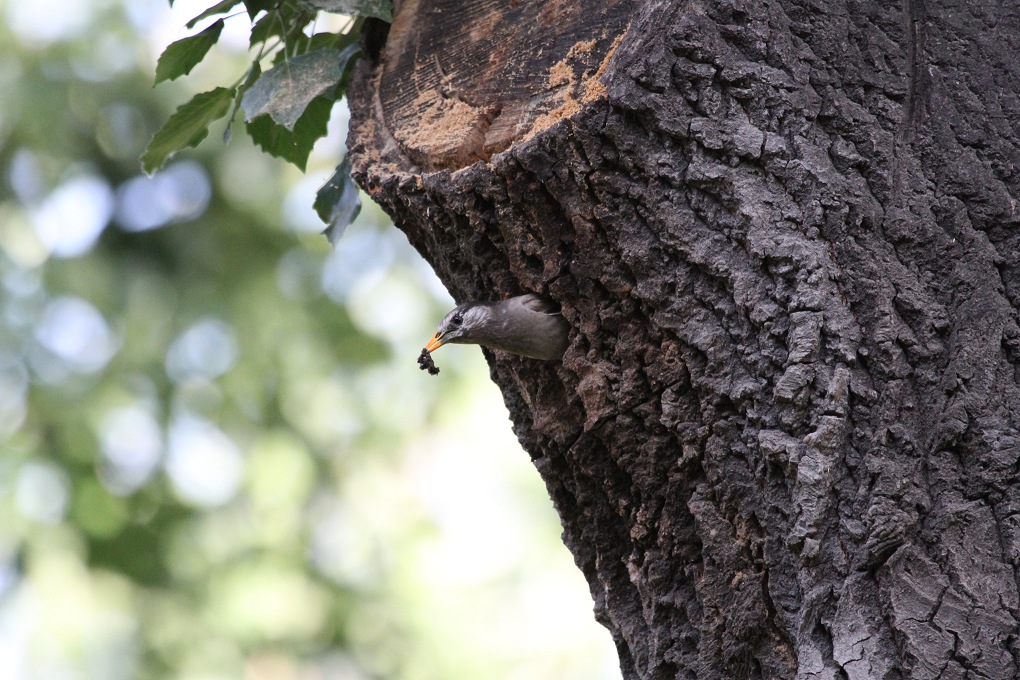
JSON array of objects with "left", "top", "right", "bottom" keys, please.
[{"left": 517, "top": 293, "right": 561, "bottom": 316}]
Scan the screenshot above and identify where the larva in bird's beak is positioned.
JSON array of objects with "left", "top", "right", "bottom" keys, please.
[{"left": 417, "top": 348, "right": 440, "bottom": 375}]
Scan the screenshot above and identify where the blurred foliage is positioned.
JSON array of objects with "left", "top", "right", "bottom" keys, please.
[
  {"left": 0, "top": 1, "right": 618, "bottom": 679},
  {"left": 145, "top": 0, "right": 374, "bottom": 240}
]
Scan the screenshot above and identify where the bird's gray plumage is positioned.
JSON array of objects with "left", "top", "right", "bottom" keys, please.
[{"left": 425, "top": 293, "right": 569, "bottom": 361}]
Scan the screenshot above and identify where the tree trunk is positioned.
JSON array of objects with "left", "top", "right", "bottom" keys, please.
[{"left": 347, "top": 0, "right": 1020, "bottom": 677}]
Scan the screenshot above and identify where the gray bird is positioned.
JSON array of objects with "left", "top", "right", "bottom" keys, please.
[{"left": 424, "top": 293, "right": 569, "bottom": 361}]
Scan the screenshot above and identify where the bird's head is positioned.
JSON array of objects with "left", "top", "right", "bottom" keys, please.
[{"left": 424, "top": 302, "right": 489, "bottom": 352}]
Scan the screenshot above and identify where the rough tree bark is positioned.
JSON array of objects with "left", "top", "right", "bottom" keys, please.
[{"left": 347, "top": 0, "right": 1020, "bottom": 677}]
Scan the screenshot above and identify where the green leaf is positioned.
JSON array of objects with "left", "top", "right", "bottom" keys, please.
[
  {"left": 306, "top": 31, "right": 343, "bottom": 52},
  {"left": 296, "top": 0, "right": 392, "bottom": 21},
  {"left": 248, "top": 4, "right": 314, "bottom": 48},
  {"left": 335, "top": 40, "right": 361, "bottom": 90},
  {"left": 274, "top": 30, "right": 342, "bottom": 59},
  {"left": 315, "top": 155, "right": 361, "bottom": 245},
  {"left": 224, "top": 62, "right": 262, "bottom": 143},
  {"left": 249, "top": 11, "right": 285, "bottom": 47},
  {"left": 241, "top": 48, "right": 344, "bottom": 130},
  {"left": 185, "top": 0, "right": 240, "bottom": 29},
  {"left": 141, "top": 87, "right": 234, "bottom": 174},
  {"left": 246, "top": 96, "right": 333, "bottom": 171},
  {"left": 154, "top": 20, "right": 225, "bottom": 85},
  {"left": 243, "top": 0, "right": 276, "bottom": 20}
]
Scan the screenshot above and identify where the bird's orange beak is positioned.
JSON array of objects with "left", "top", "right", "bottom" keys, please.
[{"left": 424, "top": 331, "right": 444, "bottom": 353}]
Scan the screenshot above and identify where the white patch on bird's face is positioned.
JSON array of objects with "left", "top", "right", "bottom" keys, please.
[
  {"left": 436, "top": 305, "right": 469, "bottom": 342},
  {"left": 436, "top": 303, "right": 489, "bottom": 344}
]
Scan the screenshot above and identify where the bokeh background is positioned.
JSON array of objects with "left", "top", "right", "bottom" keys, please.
[{"left": 0, "top": 0, "right": 621, "bottom": 678}]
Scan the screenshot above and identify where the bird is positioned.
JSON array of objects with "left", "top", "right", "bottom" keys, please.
[{"left": 422, "top": 293, "right": 570, "bottom": 362}]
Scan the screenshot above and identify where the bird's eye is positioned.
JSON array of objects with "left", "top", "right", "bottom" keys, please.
[{"left": 450, "top": 312, "right": 464, "bottom": 327}]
